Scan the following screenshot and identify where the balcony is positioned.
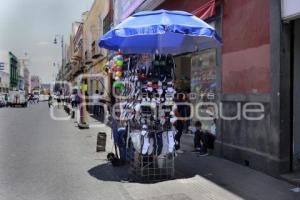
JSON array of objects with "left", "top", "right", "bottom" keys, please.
[
  {"left": 84, "top": 51, "right": 93, "bottom": 65},
  {"left": 91, "top": 41, "right": 104, "bottom": 59},
  {"left": 73, "top": 47, "right": 82, "bottom": 60},
  {"left": 71, "top": 61, "right": 82, "bottom": 77}
]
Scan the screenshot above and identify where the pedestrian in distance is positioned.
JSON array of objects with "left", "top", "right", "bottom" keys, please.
[
  {"left": 57, "top": 94, "right": 61, "bottom": 108},
  {"left": 92, "top": 90, "right": 101, "bottom": 119},
  {"left": 29, "top": 94, "right": 35, "bottom": 104},
  {"left": 70, "top": 92, "right": 76, "bottom": 108},
  {"left": 48, "top": 95, "right": 53, "bottom": 108}
]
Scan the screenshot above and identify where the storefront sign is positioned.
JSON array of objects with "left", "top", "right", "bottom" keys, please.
[{"left": 282, "top": 0, "right": 300, "bottom": 20}]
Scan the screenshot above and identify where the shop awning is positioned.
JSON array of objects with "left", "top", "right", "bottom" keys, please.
[{"left": 192, "top": 0, "right": 216, "bottom": 20}]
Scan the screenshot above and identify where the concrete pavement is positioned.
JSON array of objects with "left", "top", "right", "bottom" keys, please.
[{"left": 0, "top": 102, "right": 299, "bottom": 200}]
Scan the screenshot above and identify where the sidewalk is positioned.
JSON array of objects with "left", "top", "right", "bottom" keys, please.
[
  {"left": 64, "top": 108, "right": 299, "bottom": 200},
  {"left": 176, "top": 134, "right": 299, "bottom": 200}
]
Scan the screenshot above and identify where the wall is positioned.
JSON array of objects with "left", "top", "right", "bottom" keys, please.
[
  {"left": 0, "top": 51, "right": 10, "bottom": 73},
  {"left": 214, "top": 0, "right": 286, "bottom": 176},
  {"left": 153, "top": 0, "right": 287, "bottom": 176},
  {"left": 222, "top": 0, "right": 270, "bottom": 93},
  {"left": 9, "top": 52, "right": 19, "bottom": 89},
  {"left": 156, "top": 0, "right": 211, "bottom": 13},
  {"left": 0, "top": 51, "right": 10, "bottom": 91},
  {"left": 83, "top": 0, "right": 109, "bottom": 96},
  {"left": 83, "top": 0, "right": 109, "bottom": 60},
  {"left": 0, "top": 71, "right": 9, "bottom": 90}
]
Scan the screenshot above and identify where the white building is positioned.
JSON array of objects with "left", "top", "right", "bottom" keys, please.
[{"left": 0, "top": 51, "right": 10, "bottom": 93}]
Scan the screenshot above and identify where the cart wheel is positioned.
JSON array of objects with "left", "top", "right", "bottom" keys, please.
[{"left": 107, "top": 153, "right": 115, "bottom": 161}]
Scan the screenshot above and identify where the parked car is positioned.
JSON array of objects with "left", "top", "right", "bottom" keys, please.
[{"left": 7, "top": 90, "right": 27, "bottom": 107}]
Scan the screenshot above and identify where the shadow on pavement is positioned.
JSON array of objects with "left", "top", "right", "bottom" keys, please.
[
  {"left": 87, "top": 152, "right": 298, "bottom": 200},
  {"left": 88, "top": 162, "right": 132, "bottom": 182},
  {"left": 87, "top": 159, "right": 196, "bottom": 184}
]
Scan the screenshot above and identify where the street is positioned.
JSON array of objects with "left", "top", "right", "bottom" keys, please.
[
  {"left": 0, "top": 103, "right": 129, "bottom": 200},
  {"left": 0, "top": 103, "right": 298, "bottom": 200}
]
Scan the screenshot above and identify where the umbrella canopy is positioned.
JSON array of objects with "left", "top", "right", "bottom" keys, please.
[{"left": 99, "top": 10, "right": 222, "bottom": 54}]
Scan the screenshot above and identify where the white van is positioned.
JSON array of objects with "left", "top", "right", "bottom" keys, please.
[{"left": 8, "top": 90, "right": 27, "bottom": 107}]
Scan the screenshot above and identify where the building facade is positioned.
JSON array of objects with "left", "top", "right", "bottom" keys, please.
[
  {"left": 70, "top": 21, "right": 84, "bottom": 86},
  {"left": 58, "top": 0, "right": 299, "bottom": 177},
  {"left": 82, "top": 0, "right": 112, "bottom": 105},
  {"left": 0, "top": 51, "right": 10, "bottom": 93},
  {"left": 126, "top": 0, "right": 297, "bottom": 177},
  {"left": 0, "top": 51, "right": 20, "bottom": 91},
  {"left": 23, "top": 67, "right": 30, "bottom": 95},
  {"left": 30, "top": 75, "right": 40, "bottom": 92},
  {"left": 18, "top": 58, "right": 25, "bottom": 91},
  {"left": 281, "top": 0, "right": 300, "bottom": 173},
  {"left": 9, "top": 52, "right": 19, "bottom": 90}
]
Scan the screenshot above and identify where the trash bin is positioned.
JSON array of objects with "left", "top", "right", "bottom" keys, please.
[{"left": 96, "top": 132, "right": 106, "bottom": 152}]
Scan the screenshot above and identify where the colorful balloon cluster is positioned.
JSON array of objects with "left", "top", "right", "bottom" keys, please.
[{"left": 109, "top": 53, "right": 124, "bottom": 80}]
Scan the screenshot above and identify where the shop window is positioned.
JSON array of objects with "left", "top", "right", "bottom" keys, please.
[
  {"left": 191, "top": 49, "right": 217, "bottom": 131},
  {"left": 191, "top": 49, "right": 217, "bottom": 101}
]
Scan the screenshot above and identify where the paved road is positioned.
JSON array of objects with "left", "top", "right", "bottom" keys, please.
[
  {"left": 0, "top": 103, "right": 128, "bottom": 200},
  {"left": 0, "top": 103, "right": 298, "bottom": 200}
]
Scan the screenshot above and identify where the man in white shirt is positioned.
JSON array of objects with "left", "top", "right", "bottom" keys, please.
[
  {"left": 70, "top": 93, "right": 76, "bottom": 108},
  {"left": 93, "top": 90, "right": 101, "bottom": 118}
]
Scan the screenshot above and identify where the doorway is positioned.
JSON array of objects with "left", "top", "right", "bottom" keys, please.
[{"left": 293, "top": 19, "right": 300, "bottom": 171}]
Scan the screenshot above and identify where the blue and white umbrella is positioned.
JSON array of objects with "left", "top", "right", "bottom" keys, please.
[{"left": 99, "top": 10, "right": 222, "bottom": 54}]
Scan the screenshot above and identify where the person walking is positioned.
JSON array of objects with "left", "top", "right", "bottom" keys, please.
[
  {"left": 92, "top": 90, "right": 100, "bottom": 119},
  {"left": 48, "top": 95, "right": 53, "bottom": 108},
  {"left": 174, "top": 93, "right": 185, "bottom": 154},
  {"left": 36, "top": 95, "right": 39, "bottom": 104},
  {"left": 28, "top": 94, "right": 34, "bottom": 104},
  {"left": 70, "top": 92, "right": 76, "bottom": 108},
  {"left": 57, "top": 91, "right": 61, "bottom": 108}
]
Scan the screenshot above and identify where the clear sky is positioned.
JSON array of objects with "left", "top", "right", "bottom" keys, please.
[{"left": 0, "top": 0, "right": 94, "bottom": 83}]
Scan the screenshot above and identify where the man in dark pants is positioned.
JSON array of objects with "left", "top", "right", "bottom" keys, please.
[
  {"left": 175, "top": 119, "right": 184, "bottom": 153},
  {"left": 48, "top": 95, "right": 53, "bottom": 108},
  {"left": 93, "top": 90, "right": 100, "bottom": 119},
  {"left": 194, "top": 121, "right": 216, "bottom": 156},
  {"left": 174, "top": 93, "right": 186, "bottom": 154}
]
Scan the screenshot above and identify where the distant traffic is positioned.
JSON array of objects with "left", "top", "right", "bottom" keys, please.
[{"left": 0, "top": 89, "right": 50, "bottom": 108}]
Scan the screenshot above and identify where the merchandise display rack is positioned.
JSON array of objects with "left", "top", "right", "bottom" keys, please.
[
  {"left": 130, "top": 151, "right": 175, "bottom": 182},
  {"left": 128, "top": 121, "right": 175, "bottom": 182},
  {"left": 108, "top": 53, "right": 178, "bottom": 182}
]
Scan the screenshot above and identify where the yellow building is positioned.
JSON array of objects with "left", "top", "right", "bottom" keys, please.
[{"left": 82, "top": 0, "right": 113, "bottom": 106}]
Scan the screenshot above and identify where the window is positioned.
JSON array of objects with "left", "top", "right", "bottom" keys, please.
[
  {"left": 103, "top": 14, "right": 112, "bottom": 34},
  {"left": 91, "top": 41, "right": 96, "bottom": 57},
  {"left": 103, "top": 0, "right": 113, "bottom": 34}
]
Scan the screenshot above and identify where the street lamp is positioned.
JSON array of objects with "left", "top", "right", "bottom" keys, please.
[{"left": 53, "top": 34, "right": 64, "bottom": 81}]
